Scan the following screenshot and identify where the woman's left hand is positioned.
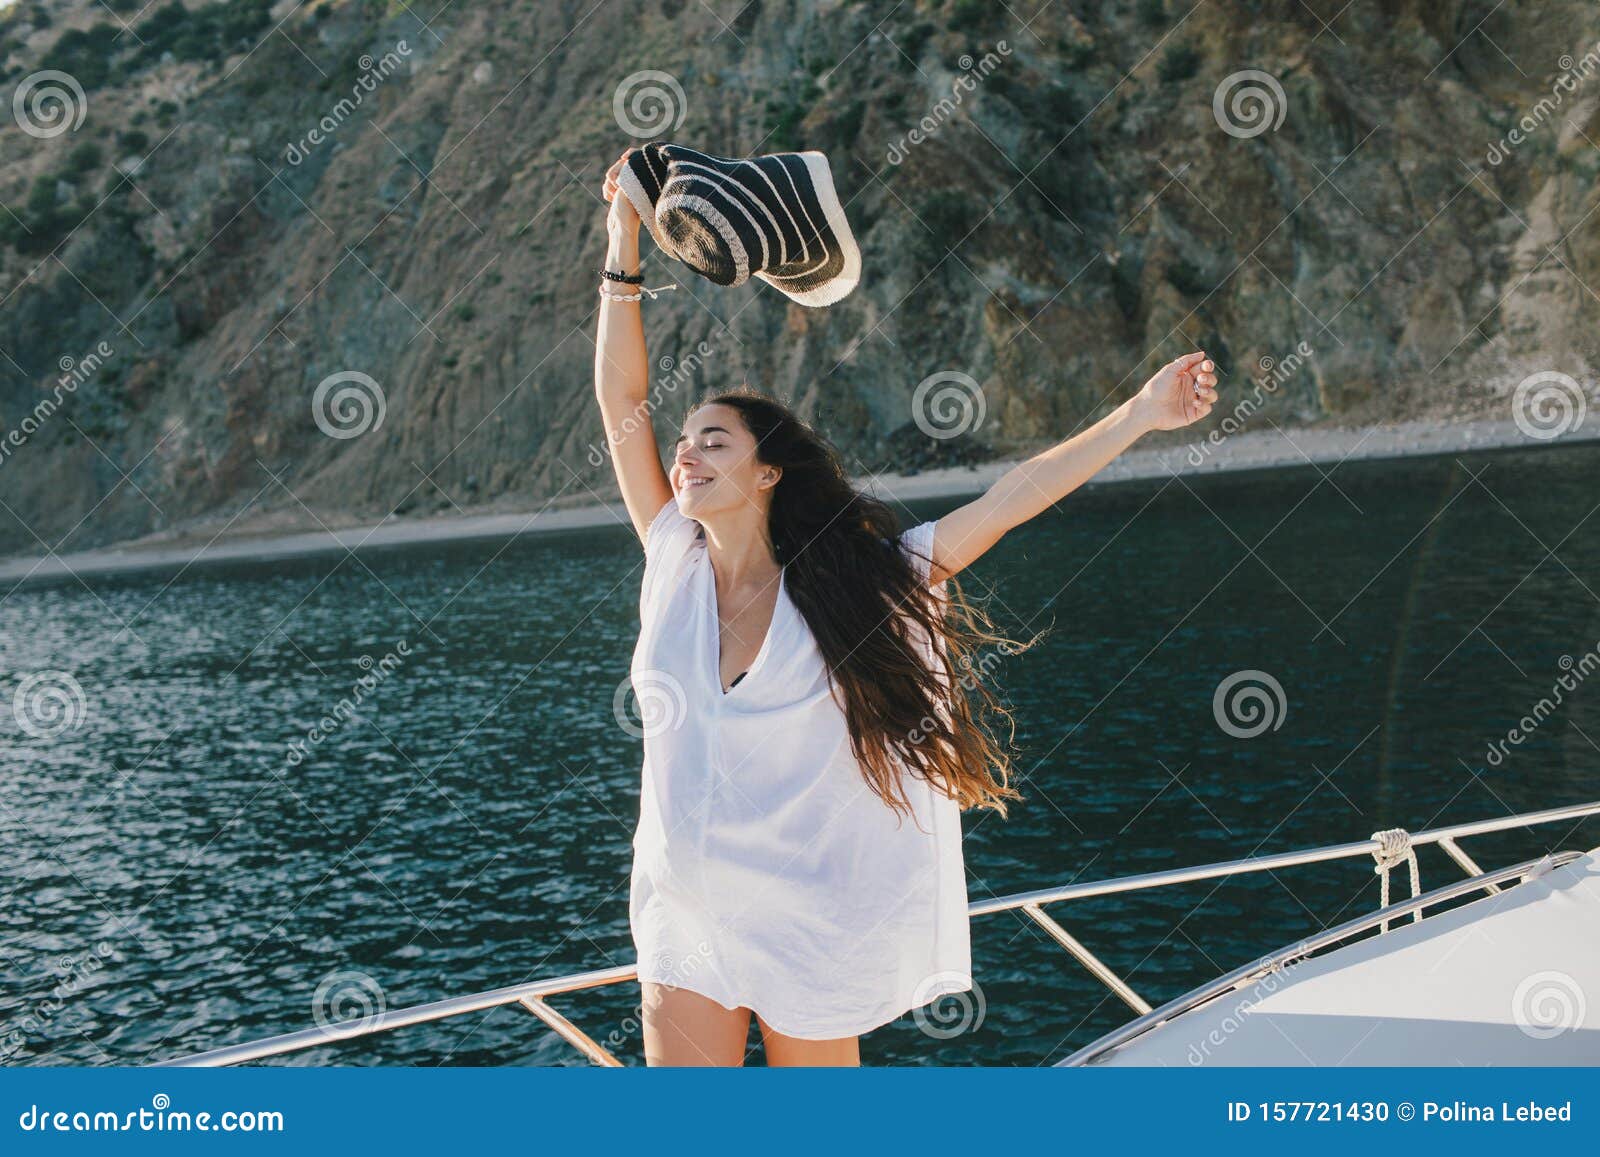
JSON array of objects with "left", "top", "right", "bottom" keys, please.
[{"left": 1133, "top": 350, "right": 1218, "bottom": 431}]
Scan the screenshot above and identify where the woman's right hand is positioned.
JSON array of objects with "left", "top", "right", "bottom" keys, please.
[{"left": 603, "top": 147, "right": 640, "bottom": 235}]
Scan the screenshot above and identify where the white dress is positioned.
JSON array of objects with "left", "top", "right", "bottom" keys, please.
[{"left": 628, "top": 493, "right": 972, "bottom": 1039}]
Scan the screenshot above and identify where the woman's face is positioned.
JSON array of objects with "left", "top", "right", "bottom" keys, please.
[{"left": 671, "top": 404, "right": 777, "bottom": 517}]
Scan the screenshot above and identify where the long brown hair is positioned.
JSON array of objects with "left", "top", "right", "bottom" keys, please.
[{"left": 692, "top": 388, "right": 1045, "bottom": 822}]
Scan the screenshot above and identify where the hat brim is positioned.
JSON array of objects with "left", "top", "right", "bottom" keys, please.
[
  {"left": 615, "top": 148, "right": 679, "bottom": 262},
  {"left": 754, "top": 150, "right": 860, "bottom": 308}
]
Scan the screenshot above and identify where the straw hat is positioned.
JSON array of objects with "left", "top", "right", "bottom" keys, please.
[{"left": 616, "top": 142, "right": 861, "bottom": 307}]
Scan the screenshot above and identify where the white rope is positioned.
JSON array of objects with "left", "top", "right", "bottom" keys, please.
[
  {"left": 598, "top": 281, "right": 680, "bottom": 302},
  {"left": 1370, "top": 827, "right": 1422, "bottom": 933}
]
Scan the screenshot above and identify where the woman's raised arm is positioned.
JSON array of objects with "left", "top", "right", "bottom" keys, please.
[
  {"left": 924, "top": 351, "right": 1219, "bottom": 584},
  {"left": 594, "top": 147, "right": 673, "bottom": 545}
]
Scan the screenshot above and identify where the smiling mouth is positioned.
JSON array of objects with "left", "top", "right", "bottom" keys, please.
[{"left": 682, "top": 476, "right": 714, "bottom": 490}]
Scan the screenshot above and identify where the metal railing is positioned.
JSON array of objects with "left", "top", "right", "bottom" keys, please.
[
  {"left": 154, "top": 799, "right": 1600, "bottom": 1067},
  {"left": 1057, "top": 848, "right": 1586, "bottom": 1066}
]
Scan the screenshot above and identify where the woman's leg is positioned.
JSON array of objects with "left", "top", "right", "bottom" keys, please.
[
  {"left": 755, "top": 1015, "right": 860, "bottom": 1067},
  {"left": 640, "top": 982, "right": 752, "bottom": 1066}
]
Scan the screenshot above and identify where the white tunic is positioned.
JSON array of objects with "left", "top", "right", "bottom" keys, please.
[{"left": 628, "top": 493, "right": 972, "bottom": 1039}]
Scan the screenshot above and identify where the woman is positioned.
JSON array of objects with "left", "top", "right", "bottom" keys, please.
[{"left": 595, "top": 147, "right": 1218, "bottom": 1066}]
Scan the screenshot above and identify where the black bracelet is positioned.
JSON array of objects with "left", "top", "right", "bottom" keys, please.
[{"left": 597, "top": 267, "right": 644, "bottom": 285}]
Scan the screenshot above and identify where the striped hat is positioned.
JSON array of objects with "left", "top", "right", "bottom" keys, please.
[{"left": 616, "top": 143, "right": 861, "bottom": 308}]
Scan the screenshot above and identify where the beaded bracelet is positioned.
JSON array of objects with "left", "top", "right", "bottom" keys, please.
[
  {"left": 598, "top": 281, "right": 679, "bottom": 302},
  {"left": 596, "top": 267, "right": 645, "bottom": 285}
]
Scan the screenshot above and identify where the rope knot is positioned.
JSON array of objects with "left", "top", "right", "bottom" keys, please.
[{"left": 1369, "top": 827, "right": 1422, "bottom": 932}]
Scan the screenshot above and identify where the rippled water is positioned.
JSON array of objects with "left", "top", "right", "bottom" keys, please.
[{"left": 4, "top": 442, "right": 1598, "bottom": 1067}]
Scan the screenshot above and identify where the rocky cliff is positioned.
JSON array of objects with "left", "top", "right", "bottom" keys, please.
[{"left": 2, "top": 0, "right": 1597, "bottom": 557}]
